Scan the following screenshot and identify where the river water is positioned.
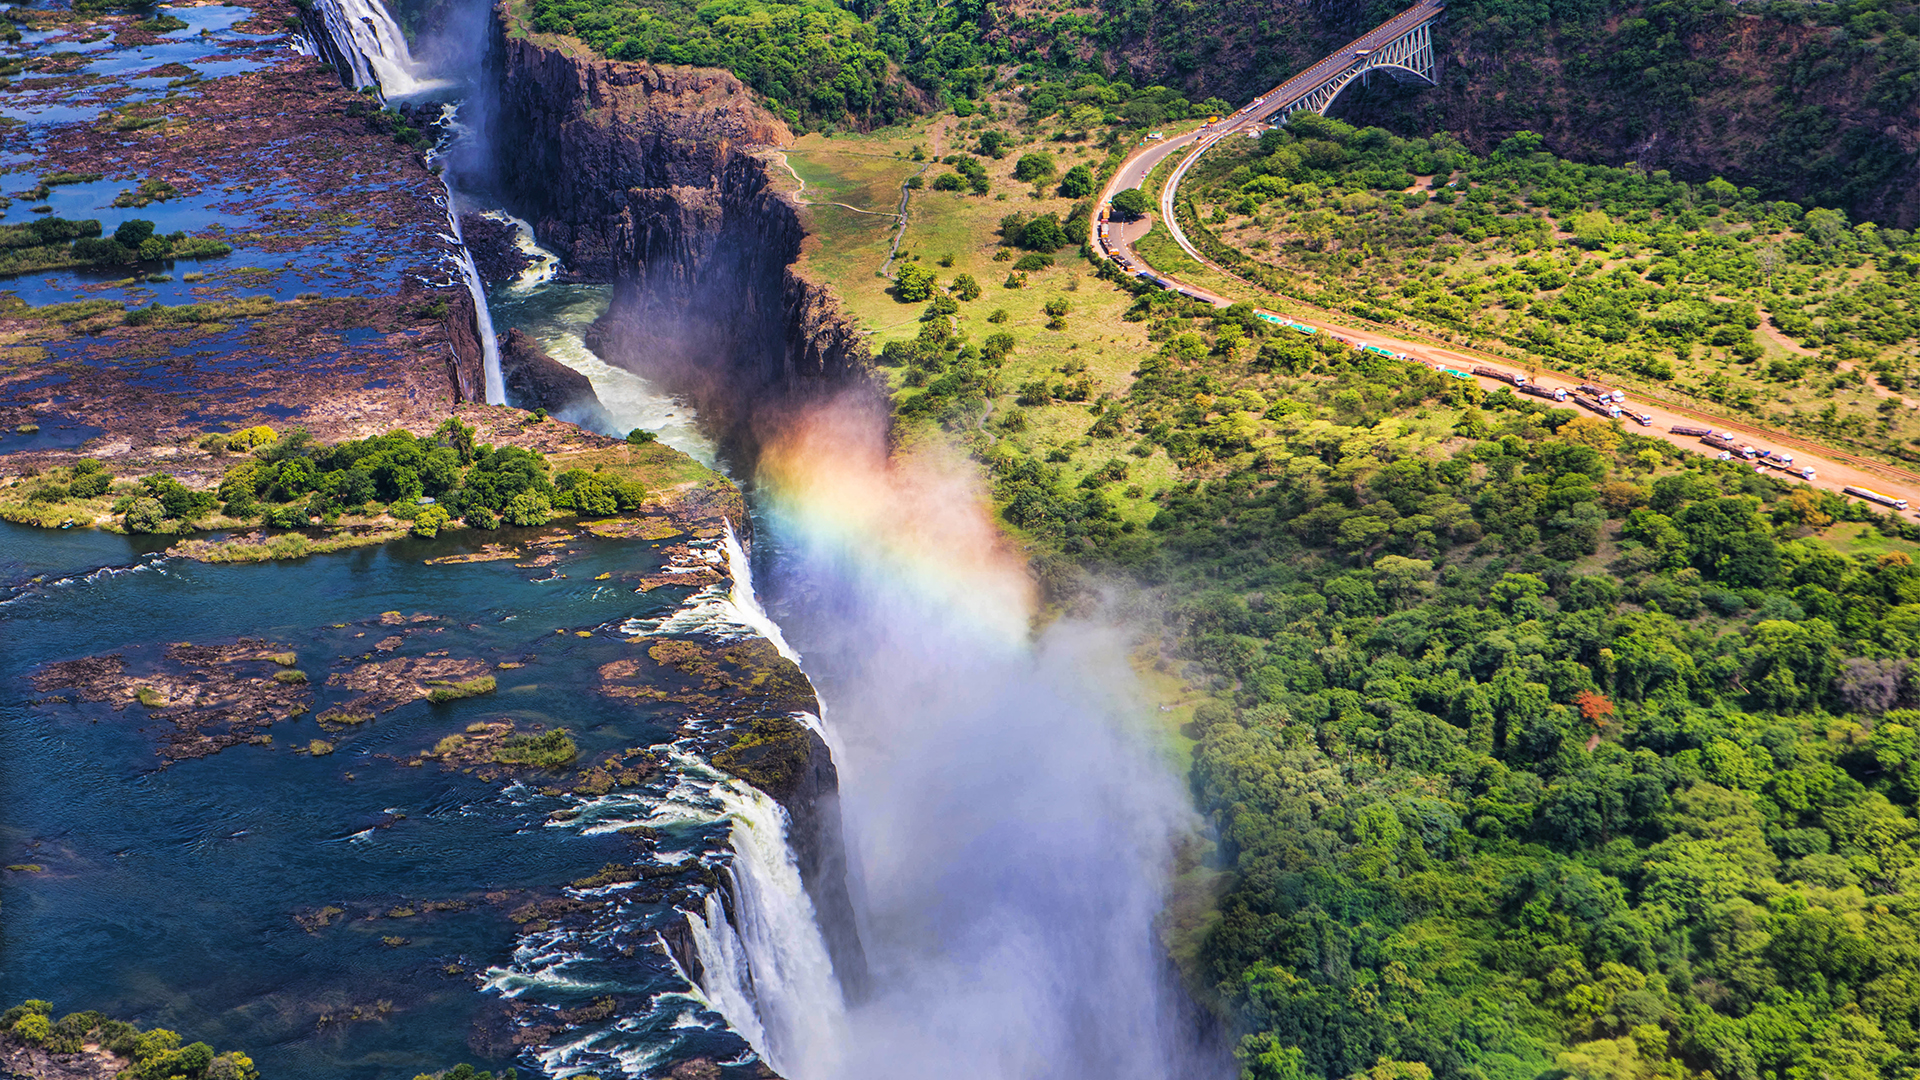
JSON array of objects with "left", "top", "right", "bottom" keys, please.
[
  {"left": 0, "top": 510, "right": 818, "bottom": 1077},
  {"left": 0, "top": 5, "right": 1214, "bottom": 1078}
]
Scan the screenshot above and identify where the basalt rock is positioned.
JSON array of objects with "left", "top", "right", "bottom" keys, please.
[
  {"left": 459, "top": 211, "right": 533, "bottom": 291},
  {"left": 491, "top": 23, "right": 883, "bottom": 465},
  {"left": 490, "top": 6, "right": 875, "bottom": 1008},
  {"left": 500, "top": 327, "right": 614, "bottom": 431}
]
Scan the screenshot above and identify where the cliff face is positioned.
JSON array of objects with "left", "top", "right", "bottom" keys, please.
[
  {"left": 490, "top": 12, "right": 872, "bottom": 1000},
  {"left": 1099, "top": 0, "right": 1920, "bottom": 227},
  {"left": 1332, "top": 6, "right": 1920, "bottom": 228},
  {"left": 490, "top": 30, "right": 876, "bottom": 457}
]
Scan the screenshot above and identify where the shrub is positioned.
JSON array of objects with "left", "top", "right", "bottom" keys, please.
[
  {"left": 68, "top": 470, "right": 111, "bottom": 498},
  {"left": 11, "top": 1011, "right": 51, "bottom": 1044},
  {"left": 894, "top": 263, "right": 939, "bottom": 302},
  {"left": 1058, "top": 164, "right": 1094, "bottom": 198},
  {"left": 626, "top": 428, "right": 656, "bottom": 445},
  {"left": 229, "top": 425, "right": 276, "bottom": 449},
  {"left": 1013, "top": 252, "right": 1053, "bottom": 272},
  {"left": 501, "top": 490, "right": 551, "bottom": 527},
  {"left": 1110, "top": 187, "right": 1150, "bottom": 219},
  {"left": 410, "top": 504, "right": 450, "bottom": 537},
  {"left": 1013, "top": 152, "right": 1056, "bottom": 182},
  {"left": 465, "top": 505, "right": 499, "bottom": 530},
  {"left": 123, "top": 497, "right": 166, "bottom": 533},
  {"left": 427, "top": 676, "right": 496, "bottom": 703},
  {"left": 951, "top": 274, "right": 981, "bottom": 301},
  {"left": 493, "top": 729, "right": 577, "bottom": 768},
  {"left": 931, "top": 172, "right": 967, "bottom": 192}
]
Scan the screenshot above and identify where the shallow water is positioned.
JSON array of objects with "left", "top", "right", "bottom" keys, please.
[{"left": 0, "top": 520, "right": 780, "bottom": 1078}]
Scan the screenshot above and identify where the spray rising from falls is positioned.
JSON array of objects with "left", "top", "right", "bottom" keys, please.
[{"left": 750, "top": 394, "right": 1221, "bottom": 1080}]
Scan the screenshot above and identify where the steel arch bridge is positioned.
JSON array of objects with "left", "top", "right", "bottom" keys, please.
[
  {"left": 1270, "top": 18, "right": 1437, "bottom": 121},
  {"left": 1238, "top": 0, "right": 1444, "bottom": 127}
]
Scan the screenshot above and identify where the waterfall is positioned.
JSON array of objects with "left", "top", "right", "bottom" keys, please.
[
  {"left": 305, "top": 0, "right": 444, "bottom": 97},
  {"left": 704, "top": 779, "right": 848, "bottom": 1078},
  {"left": 681, "top": 890, "right": 770, "bottom": 1053},
  {"left": 723, "top": 520, "right": 800, "bottom": 664},
  {"left": 442, "top": 199, "right": 506, "bottom": 404},
  {"left": 302, "top": 0, "right": 500, "bottom": 402},
  {"left": 483, "top": 209, "right": 562, "bottom": 291}
]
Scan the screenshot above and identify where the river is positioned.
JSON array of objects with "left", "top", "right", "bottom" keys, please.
[{"left": 0, "top": 3, "right": 1219, "bottom": 1077}]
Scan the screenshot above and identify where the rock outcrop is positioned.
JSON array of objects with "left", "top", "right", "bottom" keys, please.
[
  {"left": 490, "top": 24, "right": 880, "bottom": 461},
  {"left": 500, "top": 327, "right": 614, "bottom": 431}
]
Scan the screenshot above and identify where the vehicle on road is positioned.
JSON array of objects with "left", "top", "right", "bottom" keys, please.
[
  {"left": 1470, "top": 365, "right": 1527, "bottom": 387},
  {"left": 1670, "top": 424, "right": 1713, "bottom": 437},
  {"left": 1519, "top": 384, "right": 1568, "bottom": 402},
  {"left": 1574, "top": 395, "right": 1622, "bottom": 419},
  {"left": 1632, "top": 413, "right": 1654, "bottom": 426},
  {"left": 1846, "top": 486, "right": 1910, "bottom": 511}
]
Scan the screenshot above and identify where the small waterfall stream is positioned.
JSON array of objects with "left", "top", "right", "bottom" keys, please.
[
  {"left": 309, "top": 0, "right": 504, "bottom": 404},
  {"left": 303, "top": 6, "right": 851, "bottom": 1077}
]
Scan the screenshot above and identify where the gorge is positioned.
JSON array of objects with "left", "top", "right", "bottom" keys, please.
[{"left": 0, "top": 0, "right": 1217, "bottom": 1077}]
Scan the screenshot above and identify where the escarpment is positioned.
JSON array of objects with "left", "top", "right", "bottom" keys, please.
[
  {"left": 490, "top": 25, "right": 880, "bottom": 460},
  {"left": 490, "top": 11, "right": 873, "bottom": 1000}
]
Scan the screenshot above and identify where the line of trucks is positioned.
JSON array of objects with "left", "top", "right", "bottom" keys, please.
[{"left": 1092, "top": 209, "right": 1914, "bottom": 515}]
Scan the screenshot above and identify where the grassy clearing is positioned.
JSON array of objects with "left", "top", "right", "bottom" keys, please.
[
  {"left": 782, "top": 104, "right": 1186, "bottom": 529},
  {"left": 545, "top": 439, "right": 719, "bottom": 494}
]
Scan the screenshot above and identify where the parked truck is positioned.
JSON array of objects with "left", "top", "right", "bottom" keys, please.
[
  {"left": 1574, "top": 395, "right": 1622, "bottom": 419},
  {"left": 1578, "top": 383, "right": 1627, "bottom": 404},
  {"left": 1519, "top": 383, "right": 1569, "bottom": 402},
  {"left": 1670, "top": 424, "right": 1713, "bottom": 437},
  {"left": 1471, "top": 365, "right": 1528, "bottom": 387},
  {"left": 1700, "top": 433, "right": 1756, "bottom": 459},
  {"left": 1759, "top": 459, "right": 1817, "bottom": 481},
  {"left": 1846, "top": 486, "right": 1910, "bottom": 511}
]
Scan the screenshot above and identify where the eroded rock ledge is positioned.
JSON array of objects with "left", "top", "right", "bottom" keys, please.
[{"left": 489, "top": 23, "right": 879, "bottom": 461}]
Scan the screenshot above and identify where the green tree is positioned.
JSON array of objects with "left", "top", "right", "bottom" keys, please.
[
  {"left": 895, "top": 263, "right": 938, "bottom": 302},
  {"left": 1111, "top": 187, "right": 1150, "bottom": 219},
  {"left": 1058, "top": 164, "right": 1094, "bottom": 198},
  {"left": 1013, "top": 153, "right": 1057, "bottom": 182}
]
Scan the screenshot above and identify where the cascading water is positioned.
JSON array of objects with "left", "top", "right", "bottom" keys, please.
[
  {"left": 305, "top": 0, "right": 444, "bottom": 97},
  {"left": 436, "top": 173, "right": 507, "bottom": 404},
  {"left": 708, "top": 778, "right": 848, "bottom": 1076},
  {"left": 304, "top": 3, "right": 504, "bottom": 403}
]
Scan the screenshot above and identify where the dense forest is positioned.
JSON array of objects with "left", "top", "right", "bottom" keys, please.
[
  {"left": 916, "top": 278, "right": 1920, "bottom": 1080},
  {"left": 509, "top": 0, "right": 1919, "bottom": 220},
  {"left": 1171, "top": 114, "right": 1920, "bottom": 464}
]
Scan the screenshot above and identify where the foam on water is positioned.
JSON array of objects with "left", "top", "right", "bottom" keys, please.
[{"left": 305, "top": 0, "right": 448, "bottom": 97}]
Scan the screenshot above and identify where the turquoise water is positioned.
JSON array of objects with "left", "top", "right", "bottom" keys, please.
[{"left": 0, "top": 521, "right": 765, "bottom": 1078}]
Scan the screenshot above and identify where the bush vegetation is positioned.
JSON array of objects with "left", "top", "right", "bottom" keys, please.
[
  {"left": 1176, "top": 115, "right": 1920, "bottom": 463},
  {"left": 492, "top": 729, "right": 578, "bottom": 768},
  {"left": 949, "top": 270, "right": 1920, "bottom": 1080},
  {"left": 2, "top": 999, "right": 257, "bottom": 1079}
]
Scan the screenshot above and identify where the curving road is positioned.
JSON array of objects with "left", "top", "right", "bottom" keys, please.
[{"left": 1089, "top": 9, "right": 1920, "bottom": 515}]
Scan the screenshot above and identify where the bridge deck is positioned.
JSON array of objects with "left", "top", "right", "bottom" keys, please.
[{"left": 1241, "top": 0, "right": 1444, "bottom": 122}]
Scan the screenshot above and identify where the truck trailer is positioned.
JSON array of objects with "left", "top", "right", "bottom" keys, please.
[
  {"left": 1574, "top": 395, "right": 1622, "bottom": 419},
  {"left": 1518, "top": 384, "right": 1568, "bottom": 402},
  {"left": 1845, "top": 486, "right": 1910, "bottom": 511}
]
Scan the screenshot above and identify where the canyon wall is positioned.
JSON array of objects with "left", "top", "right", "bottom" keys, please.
[
  {"left": 489, "top": 26, "right": 879, "bottom": 456},
  {"left": 489, "top": 10, "right": 873, "bottom": 997}
]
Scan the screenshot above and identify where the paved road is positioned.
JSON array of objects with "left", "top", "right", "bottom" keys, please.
[{"left": 1088, "top": 15, "right": 1920, "bottom": 516}]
